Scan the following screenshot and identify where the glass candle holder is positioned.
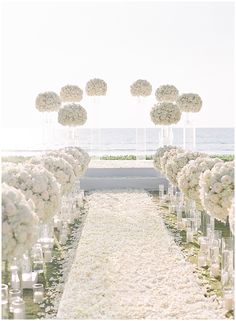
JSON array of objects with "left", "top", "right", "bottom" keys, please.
[
  {"left": 33, "top": 284, "right": 44, "bottom": 304},
  {"left": 43, "top": 247, "right": 53, "bottom": 263},
  {"left": 224, "top": 289, "right": 234, "bottom": 311},
  {"left": 1, "top": 284, "right": 9, "bottom": 318},
  {"left": 198, "top": 252, "right": 207, "bottom": 268},
  {"left": 10, "top": 267, "right": 20, "bottom": 290},
  {"left": 9, "top": 289, "right": 22, "bottom": 313},
  {"left": 12, "top": 298, "right": 25, "bottom": 319},
  {"left": 31, "top": 244, "right": 44, "bottom": 274}
]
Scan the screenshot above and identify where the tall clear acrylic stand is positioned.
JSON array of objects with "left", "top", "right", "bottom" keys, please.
[
  {"left": 183, "top": 113, "right": 196, "bottom": 150},
  {"left": 90, "top": 97, "right": 102, "bottom": 159},
  {"left": 159, "top": 126, "right": 173, "bottom": 147},
  {"left": 42, "top": 112, "right": 55, "bottom": 151},
  {"left": 135, "top": 97, "right": 147, "bottom": 160},
  {"left": 68, "top": 127, "right": 79, "bottom": 147}
]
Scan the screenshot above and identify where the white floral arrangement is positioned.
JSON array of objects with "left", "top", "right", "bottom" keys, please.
[
  {"left": 155, "top": 85, "right": 179, "bottom": 102},
  {"left": 2, "top": 183, "right": 39, "bottom": 261},
  {"left": 60, "top": 85, "right": 83, "bottom": 102},
  {"left": 178, "top": 157, "right": 223, "bottom": 210},
  {"left": 86, "top": 78, "right": 107, "bottom": 96},
  {"left": 30, "top": 156, "right": 76, "bottom": 195},
  {"left": 130, "top": 79, "right": 152, "bottom": 97},
  {"left": 150, "top": 102, "right": 181, "bottom": 125},
  {"left": 229, "top": 199, "right": 234, "bottom": 235},
  {"left": 165, "top": 151, "right": 206, "bottom": 186},
  {"left": 153, "top": 145, "right": 179, "bottom": 171},
  {"left": 199, "top": 161, "right": 234, "bottom": 222},
  {"left": 2, "top": 163, "right": 60, "bottom": 223},
  {"left": 46, "top": 150, "right": 84, "bottom": 177},
  {"left": 177, "top": 93, "right": 202, "bottom": 113},
  {"left": 35, "top": 91, "right": 61, "bottom": 112},
  {"left": 160, "top": 147, "right": 184, "bottom": 174},
  {"left": 58, "top": 104, "right": 87, "bottom": 126},
  {"left": 62, "top": 146, "right": 90, "bottom": 174}
]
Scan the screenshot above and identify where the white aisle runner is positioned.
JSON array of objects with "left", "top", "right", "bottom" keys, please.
[{"left": 57, "top": 190, "right": 224, "bottom": 319}]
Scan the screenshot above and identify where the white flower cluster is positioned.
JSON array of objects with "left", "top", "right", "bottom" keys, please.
[
  {"left": 86, "top": 78, "right": 107, "bottom": 96},
  {"left": 178, "top": 157, "right": 223, "bottom": 210},
  {"left": 2, "top": 183, "right": 39, "bottom": 260},
  {"left": 165, "top": 151, "right": 206, "bottom": 186},
  {"left": 229, "top": 199, "right": 234, "bottom": 235},
  {"left": 160, "top": 147, "right": 184, "bottom": 174},
  {"left": 150, "top": 102, "right": 181, "bottom": 125},
  {"left": 2, "top": 163, "right": 60, "bottom": 223},
  {"left": 130, "top": 79, "right": 152, "bottom": 97},
  {"left": 177, "top": 93, "right": 202, "bottom": 113},
  {"left": 30, "top": 156, "right": 76, "bottom": 195},
  {"left": 58, "top": 104, "right": 87, "bottom": 126},
  {"left": 46, "top": 150, "right": 84, "bottom": 177},
  {"left": 153, "top": 145, "right": 179, "bottom": 171},
  {"left": 199, "top": 161, "right": 234, "bottom": 222},
  {"left": 155, "top": 85, "right": 179, "bottom": 102},
  {"left": 62, "top": 146, "right": 90, "bottom": 175},
  {"left": 35, "top": 91, "right": 61, "bottom": 112},
  {"left": 60, "top": 85, "right": 83, "bottom": 102}
]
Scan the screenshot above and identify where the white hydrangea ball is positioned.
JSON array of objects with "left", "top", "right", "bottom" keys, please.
[
  {"left": 155, "top": 85, "right": 179, "bottom": 102},
  {"left": 29, "top": 156, "right": 76, "bottom": 195},
  {"left": 165, "top": 151, "right": 206, "bottom": 186},
  {"left": 35, "top": 91, "right": 61, "bottom": 112},
  {"left": 2, "top": 183, "right": 39, "bottom": 260},
  {"left": 2, "top": 163, "right": 61, "bottom": 223},
  {"left": 130, "top": 79, "right": 152, "bottom": 97},
  {"left": 153, "top": 145, "right": 183, "bottom": 171},
  {"left": 150, "top": 102, "right": 181, "bottom": 125},
  {"left": 178, "top": 157, "right": 223, "bottom": 210},
  {"left": 177, "top": 93, "right": 202, "bottom": 113},
  {"left": 160, "top": 148, "right": 184, "bottom": 174},
  {"left": 199, "top": 161, "right": 234, "bottom": 222},
  {"left": 60, "top": 85, "right": 83, "bottom": 102},
  {"left": 85, "top": 78, "right": 107, "bottom": 96},
  {"left": 62, "top": 146, "right": 90, "bottom": 174},
  {"left": 46, "top": 150, "right": 84, "bottom": 177},
  {"left": 58, "top": 104, "right": 87, "bottom": 126}
]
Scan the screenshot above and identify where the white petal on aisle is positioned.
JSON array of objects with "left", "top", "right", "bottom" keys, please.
[{"left": 57, "top": 190, "right": 224, "bottom": 319}]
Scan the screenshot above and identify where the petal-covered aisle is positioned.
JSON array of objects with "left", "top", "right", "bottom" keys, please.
[{"left": 57, "top": 190, "right": 224, "bottom": 319}]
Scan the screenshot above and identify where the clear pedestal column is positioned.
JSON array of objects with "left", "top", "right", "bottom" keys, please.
[
  {"left": 159, "top": 126, "right": 173, "bottom": 147},
  {"left": 135, "top": 97, "right": 147, "bottom": 160},
  {"left": 90, "top": 97, "right": 102, "bottom": 159},
  {"left": 42, "top": 112, "right": 56, "bottom": 151},
  {"left": 68, "top": 127, "right": 79, "bottom": 147},
  {"left": 183, "top": 113, "right": 196, "bottom": 150}
]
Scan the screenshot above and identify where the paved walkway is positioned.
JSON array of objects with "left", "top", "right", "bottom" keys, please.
[{"left": 57, "top": 190, "right": 224, "bottom": 319}]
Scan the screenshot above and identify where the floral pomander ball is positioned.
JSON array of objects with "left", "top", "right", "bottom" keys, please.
[
  {"left": 30, "top": 156, "right": 76, "bottom": 195},
  {"left": 35, "top": 91, "right": 61, "bottom": 112},
  {"left": 62, "top": 146, "right": 90, "bottom": 174},
  {"left": 130, "top": 79, "right": 152, "bottom": 97},
  {"left": 178, "top": 157, "right": 223, "bottom": 210},
  {"left": 160, "top": 147, "right": 184, "bottom": 174},
  {"left": 155, "top": 85, "right": 179, "bottom": 102},
  {"left": 58, "top": 104, "right": 87, "bottom": 126},
  {"left": 2, "top": 183, "right": 39, "bottom": 260},
  {"left": 153, "top": 145, "right": 180, "bottom": 171},
  {"left": 199, "top": 161, "right": 234, "bottom": 222},
  {"left": 150, "top": 103, "right": 181, "bottom": 125},
  {"left": 165, "top": 151, "right": 206, "bottom": 186},
  {"left": 47, "top": 150, "right": 83, "bottom": 178},
  {"left": 60, "top": 85, "right": 83, "bottom": 102},
  {"left": 85, "top": 78, "right": 107, "bottom": 96},
  {"left": 177, "top": 93, "right": 202, "bottom": 113},
  {"left": 2, "top": 163, "right": 60, "bottom": 223}
]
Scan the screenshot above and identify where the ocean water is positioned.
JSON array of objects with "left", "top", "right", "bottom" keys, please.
[
  {"left": 2, "top": 128, "right": 234, "bottom": 156},
  {"left": 77, "top": 128, "right": 234, "bottom": 156}
]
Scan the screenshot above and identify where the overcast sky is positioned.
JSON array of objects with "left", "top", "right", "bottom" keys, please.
[{"left": 1, "top": 0, "right": 235, "bottom": 133}]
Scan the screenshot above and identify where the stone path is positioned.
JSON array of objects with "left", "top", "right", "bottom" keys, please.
[{"left": 57, "top": 190, "right": 224, "bottom": 319}]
